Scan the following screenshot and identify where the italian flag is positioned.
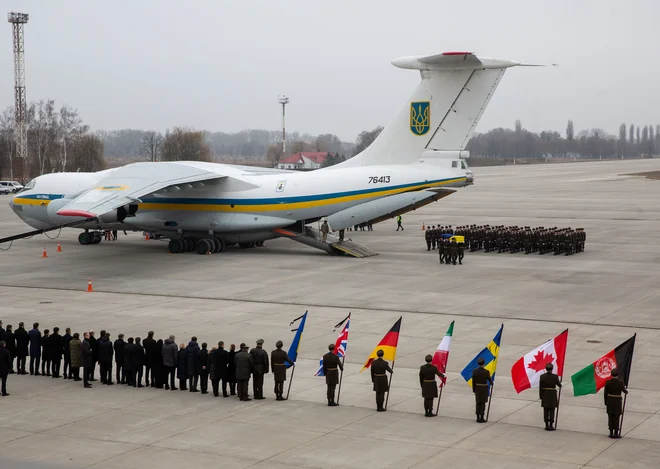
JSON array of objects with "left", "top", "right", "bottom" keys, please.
[
  {"left": 571, "top": 335, "right": 636, "bottom": 396},
  {"left": 432, "top": 321, "right": 454, "bottom": 387},
  {"left": 511, "top": 329, "right": 568, "bottom": 394}
]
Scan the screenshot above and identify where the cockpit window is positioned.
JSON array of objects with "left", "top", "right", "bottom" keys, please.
[
  {"left": 461, "top": 160, "right": 468, "bottom": 169},
  {"left": 21, "top": 179, "right": 36, "bottom": 192}
]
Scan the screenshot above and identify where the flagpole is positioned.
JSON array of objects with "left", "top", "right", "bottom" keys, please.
[
  {"left": 336, "top": 353, "right": 346, "bottom": 405},
  {"left": 554, "top": 382, "right": 563, "bottom": 429},
  {"left": 435, "top": 385, "right": 444, "bottom": 416},
  {"left": 485, "top": 380, "right": 495, "bottom": 422},
  {"left": 619, "top": 333, "right": 635, "bottom": 435},
  {"left": 619, "top": 392, "right": 629, "bottom": 434},
  {"left": 285, "top": 364, "right": 296, "bottom": 400},
  {"left": 384, "top": 359, "right": 396, "bottom": 411}
]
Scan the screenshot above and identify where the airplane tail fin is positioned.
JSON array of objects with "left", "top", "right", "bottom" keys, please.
[{"left": 338, "top": 52, "right": 535, "bottom": 167}]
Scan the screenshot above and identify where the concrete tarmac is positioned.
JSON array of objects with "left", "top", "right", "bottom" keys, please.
[{"left": 1, "top": 159, "right": 660, "bottom": 469}]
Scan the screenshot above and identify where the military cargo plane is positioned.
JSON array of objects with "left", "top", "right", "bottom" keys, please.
[{"left": 6, "top": 52, "right": 532, "bottom": 257}]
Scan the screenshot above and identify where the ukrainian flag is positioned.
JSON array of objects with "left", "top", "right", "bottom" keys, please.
[
  {"left": 286, "top": 311, "right": 308, "bottom": 368},
  {"left": 460, "top": 325, "right": 503, "bottom": 388}
]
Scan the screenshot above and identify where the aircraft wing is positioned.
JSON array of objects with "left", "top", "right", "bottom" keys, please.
[{"left": 56, "top": 162, "right": 226, "bottom": 218}]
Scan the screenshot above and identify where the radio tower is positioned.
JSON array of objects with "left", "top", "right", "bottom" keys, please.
[
  {"left": 278, "top": 95, "right": 289, "bottom": 156},
  {"left": 8, "top": 11, "right": 29, "bottom": 180}
]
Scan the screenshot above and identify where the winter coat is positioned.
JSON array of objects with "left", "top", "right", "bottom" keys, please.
[
  {"left": 14, "top": 327, "right": 29, "bottom": 358},
  {"left": 132, "top": 342, "right": 145, "bottom": 369},
  {"left": 0, "top": 347, "right": 10, "bottom": 376},
  {"left": 48, "top": 333, "right": 63, "bottom": 360},
  {"left": 2, "top": 330, "right": 15, "bottom": 358},
  {"left": 162, "top": 339, "right": 178, "bottom": 368},
  {"left": 113, "top": 339, "right": 125, "bottom": 364},
  {"left": 81, "top": 339, "right": 94, "bottom": 368},
  {"left": 89, "top": 336, "right": 99, "bottom": 363},
  {"left": 177, "top": 349, "right": 188, "bottom": 380},
  {"left": 198, "top": 348, "right": 208, "bottom": 375},
  {"left": 62, "top": 333, "right": 72, "bottom": 361},
  {"left": 211, "top": 348, "right": 229, "bottom": 380},
  {"left": 185, "top": 341, "right": 200, "bottom": 376},
  {"left": 98, "top": 337, "right": 114, "bottom": 362},
  {"left": 227, "top": 350, "right": 236, "bottom": 381},
  {"left": 69, "top": 339, "right": 82, "bottom": 368},
  {"left": 234, "top": 350, "right": 254, "bottom": 380},
  {"left": 123, "top": 343, "right": 135, "bottom": 372},
  {"left": 41, "top": 334, "right": 51, "bottom": 360},
  {"left": 29, "top": 328, "right": 41, "bottom": 357},
  {"left": 143, "top": 337, "right": 158, "bottom": 366}
]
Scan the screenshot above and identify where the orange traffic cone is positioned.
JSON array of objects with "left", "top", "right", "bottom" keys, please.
[
  {"left": 57, "top": 243, "right": 62, "bottom": 252},
  {"left": 421, "top": 223, "right": 425, "bottom": 231},
  {"left": 42, "top": 247, "right": 48, "bottom": 258},
  {"left": 86, "top": 278, "right": 94, "bottom": 292},
  {"left": 145, "top": 232, "right": 150, "bottom": 240}
]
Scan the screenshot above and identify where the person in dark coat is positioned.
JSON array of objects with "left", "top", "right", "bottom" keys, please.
[
  {"left": 177, "top": 343, "right": 188, "bottom": 390},
  {"left": 28, "top": 323, "right": 41, "bottom": 375},
  {"left": 198, "top": 342, "right": 209, "bottom": 394},
  {"left": 2, "top": 325, "right": 15, "bottom": 374},
  {"left": 0, "top": 321, "right": 3, "bottom": 341},
  {"left": 89, "top": 330, "right": 99, "bottom": 381},
  {"left": 471, "top": 357, "right": 493, "bottom": 423},
  {"left": 98, "top": 333, "right": 114, "bottom": 385},
  {"left": 604, "top": 368, "right": 628, "bottom": 439},
  {"left": 142, "top": 331, "right": 157, "bottom": 387},
  {"left": 81, "top": 332, "right": 93, "bottom": 388},
  {"left": 234, "top": 343, "right": 253, "bottom": 401},
  {"left": 271, "top": 340, "right": 294, "bottom": 401},
  {"left": 210, "top": 341, "right": 229, "bottom": 397},
  {"left": 370, "top": 349, "right": 393, "bottom": 412},
  {"left": 123, "top": 337, "right": 136, "bottom": 386},
  {"left": 323, "top": 344, "right": 343, "bottom": 406},
  {"left": 41, "top": 329, "right": 51, "bottom": 376},
  {"left": 133, "top": 337, "right": 145, "bottom": 387},
  {"left": 114, "top": 334, "right": 126, "bottom": 384},
  {"left": 69, "top": 333, "right": 82, "bottom": 381},
  {"left": 153, "top": 339, "right": 165, "bottom": 389},
  {"left": 185, "top": 337, "right": 201, "bottom": 392},
  {"left": 162, "top": 335, "right": 178, "bottom": 390},
  {"left": 48, "top": 327, "right": 63, "bottom": 378},
  {"left": 250, "top": 339, "right": 269, "bottom": 400},
  {"left": 14, "top": 322, "right": 28, "bottom": 375},
  {"left": 227, "top": 343, "right": 237, "bottom": 396},
  {"left": 539, "top": 362, "right": 562, "bottom": 431},
  {"left": 0, "top": 340, "right": 11, "bottom": 395},
  {"left": 419, "top": 354, "right": 445, "bottom": 417},
  {"left": 62, "top": 328, "right": 72, "bottom": 379}
]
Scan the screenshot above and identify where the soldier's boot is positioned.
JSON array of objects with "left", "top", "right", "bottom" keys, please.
[
  {"left": 608, "top": 428, "right": 615, "bottom": 439},
  {"left": 328, "top": 400, "right": 338, "bottom": 407},
  {"left": 613, "top": 428, "right": 621, "bottom": 439}
]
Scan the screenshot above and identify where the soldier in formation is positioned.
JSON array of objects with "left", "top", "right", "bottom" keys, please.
[
  {"left": 471, "top": 357, "right": 493, "bottom": 423},
  {"left": 370, "top": 349, "right": 393, "bottom": 412},
  {"left": 271, "top": 340, "right": 294, "bottom": 400},
  {"left": 604, "top": 368, "right": 628, "bottom": 438},
  {"left": 425, "top": 225, "right": 586, "bottom": 256},
  {"left": 419, "top": 354, "right": 445, "bottom": 417},
  {"left": 322, "top": 343, "right": 343, "bottom": 406},
  {"left": 539, "top": 362, "right": 562, "bottom": 431}
]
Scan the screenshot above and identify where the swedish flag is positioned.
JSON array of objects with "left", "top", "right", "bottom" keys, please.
[
  {"left": 460, "top": 325, "right": 503, "bottom": 388},
  {"left": 286, "top": 311, "right": 308, "bottom": 368}
]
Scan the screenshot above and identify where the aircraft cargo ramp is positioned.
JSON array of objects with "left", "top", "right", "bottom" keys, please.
[{"left": 272, "top": 227, "right": 378, "bottom": 258}]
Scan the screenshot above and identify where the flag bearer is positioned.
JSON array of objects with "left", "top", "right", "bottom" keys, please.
[
  {"left": 271, "top": 340, "right": 294, "bottom": 401},
  {"left": 471, "top": 357, "right": 493, "bottom": 423},
  {"left": 322, "top": 344, "right": 343, "bottom": 406},
  {"left": 604, "top": 368, "right": 628, "bottom": 439},
  {"left": 371, "top": 349, "right": 393, "bottom": 412},
  {"left": 539, "top": 363, "right": 562, "bottom": 431},
  {"left": 419, "top": 354, "right": 445, "bottom": 417}
]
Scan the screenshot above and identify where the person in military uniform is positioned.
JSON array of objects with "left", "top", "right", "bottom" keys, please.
[
  {"left": 271, "top": 340, "right": 294, "bottom": 401},
  {"left": 249, "top": 339, "right": 269, "bottom": 400},
  {"left": 604, "top": 368, "right": 628, "bottom": 438},
  {"left": 371, "top": 349, "right": 393, "bottom": 412},
  {"left": 322, "top": 344, "right": 343, "bottom": 406},
  {"left": 457, "top": 238, "right": 465, "bottom": 265},
  {"left": 449, "top": 238, "right": 458, "bottom": 265},
  {"left": 472, "top": 357, "right": 493, "bottom": 422},
  {"left": 234, "top": 343, "right": 253, "bottom": 401},
  {"left": 539, "top": 362, "right": 562, "bottom": 431},
  {"left": 438, "top": 236, "right": 445, "bottom": 264},
  {"left": 425, "top": 226, "right": 432, "bottom": 251},
  {"left": 419, "top": 354, "right": 445, "bottom": 417}
]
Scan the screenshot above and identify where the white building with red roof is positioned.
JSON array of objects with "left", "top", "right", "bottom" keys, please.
[{"left": 277, "top": 152, "right": 329, "bottom": 170}]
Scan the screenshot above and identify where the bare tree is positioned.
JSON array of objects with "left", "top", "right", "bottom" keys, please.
[
  {"left": 354, "top": 126, "right": 384, "bottom": 155},
  {"left": 160, "top": 127, "right": 212, "bottom": 162},
  {"left": 618, "top": 123, "right": 626, "bottom": 157},
  {"left": 31, "top": 100, "right": 59, "bottom": 175},
  {"left": 58, "top": 105, "right": 88, "bottom": 171},
  {"left": 69, "top": 133, "right": 105, "bottom": 172},
  {"left": 140, "top": 131, "right": 163, "bottom": 162},
  {"left": 0, "top": 107, "right": 15, "bottom": 179}
]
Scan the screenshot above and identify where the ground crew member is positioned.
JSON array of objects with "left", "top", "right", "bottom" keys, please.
[
  {"left": 604, "top": 368, "right": 628, "bottom": 438},
  {"left": 320, "top": 220, "right": 330, "bottom": 243},
  {"left": 425, "top": 227, "right": 432, "bottom": 251},
  {"left": 271, "top": 340, "right": 294, "bottom": 400},
  {"left": 322, "top": 344, "right": 343, "bottom": 406},
  {"left": 419, "top": 354, "right": 445, "bottom": 417},
  {"left": 338, "top": 229, "right": 345, "bottom": 241},
  {"left": 396, "top": 215, "right": 403, "bottom": 231},
  {"left": 371, "top": 349, "right": 393, "bottom": 412},
  {"left": 250, "top": 339, "right": 269, "bottom": 400},
  {"left": 539, "top": 362, "right": 562, "bottom": 431},
  {"left": 472, "top": 357, "right": 493, "bottom": 422}
]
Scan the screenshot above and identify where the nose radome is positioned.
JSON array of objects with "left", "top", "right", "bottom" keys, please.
[{"left": 465, "top": 170, "right": 474, "bottom": 185}]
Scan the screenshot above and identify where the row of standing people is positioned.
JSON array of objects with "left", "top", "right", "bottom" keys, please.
[{"left": 455, "top": 225, "right": 586, "bottom": 255}]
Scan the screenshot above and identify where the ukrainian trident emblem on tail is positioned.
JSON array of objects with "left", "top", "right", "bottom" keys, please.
[{"left": 410, "top": 101, "right": 430, "bottom": 135}]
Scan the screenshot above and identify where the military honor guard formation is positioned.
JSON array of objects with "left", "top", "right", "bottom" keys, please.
[
  {"left": 0, "top": 314, "right": 634, "bottom": 439},
  {"left": 424, "top": 225, "right": 587, "bottom": 257}
]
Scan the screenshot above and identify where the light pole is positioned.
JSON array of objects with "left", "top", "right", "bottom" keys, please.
[
  {"left": 278, "top": 95, "right": 289, "bottom": 156},
  {"left": 8, "top": 11, "right": 29, "bottom": 180}
]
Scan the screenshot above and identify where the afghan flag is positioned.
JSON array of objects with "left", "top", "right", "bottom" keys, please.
[
  {"left": 511, "top": 329, "right": 568, "bottom": 394},
  {"left": 432, "top": 321, "right": 454, "bottom": 386},
  {"left": 571, "top": 334, "right": 636, "bottom": 396},
  {"left": 360, "top": 316, "right": 402, "bottom": 371}
]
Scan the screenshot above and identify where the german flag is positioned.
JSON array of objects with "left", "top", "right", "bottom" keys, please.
[{"left": 361, "top": 317, "right": 402, "bottom": 371}]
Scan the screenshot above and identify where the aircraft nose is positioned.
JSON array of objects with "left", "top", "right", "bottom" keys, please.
[
  {"left": 465, "top": 170, "right": 474, "bottom": 185},
  {"left": 8, "top": 196, "right": 14, "bottom": 210}
]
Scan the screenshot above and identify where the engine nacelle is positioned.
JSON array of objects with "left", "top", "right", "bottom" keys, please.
[{"left": 100, "top": 206, "right": 128, "bottom": 224}]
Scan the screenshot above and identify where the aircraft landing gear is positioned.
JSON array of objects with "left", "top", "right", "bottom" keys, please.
[
  {"left": 78, "top": 231, "right": 102, "bottom": 245},
  {"left": 168, "top": 238, "right": 185, "bottom": 254},
  {"left": 168, "top": 237, "right": 226, "bottom": 254}
]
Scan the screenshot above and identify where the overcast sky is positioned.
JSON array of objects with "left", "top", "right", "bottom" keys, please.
[{"left": 2, "top": 0, "right": 659, "bottom": 142}]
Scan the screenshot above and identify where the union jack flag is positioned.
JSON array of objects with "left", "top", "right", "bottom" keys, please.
[{"left": 315, "top": 316, "right": 350, "bottom": 376}]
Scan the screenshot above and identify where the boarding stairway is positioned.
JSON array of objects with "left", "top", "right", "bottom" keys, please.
[{"left": 273, "top": 226, "right": 378, "bottom": 258}]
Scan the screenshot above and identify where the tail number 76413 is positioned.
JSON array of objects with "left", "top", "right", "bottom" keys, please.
[{"left": 368, "top": 176, "right": 391, "bottom": 184}]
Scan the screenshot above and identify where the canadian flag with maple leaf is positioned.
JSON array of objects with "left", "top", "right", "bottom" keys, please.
[{"left": 511, "top": 329, "right": 568, "bottom": 394}]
